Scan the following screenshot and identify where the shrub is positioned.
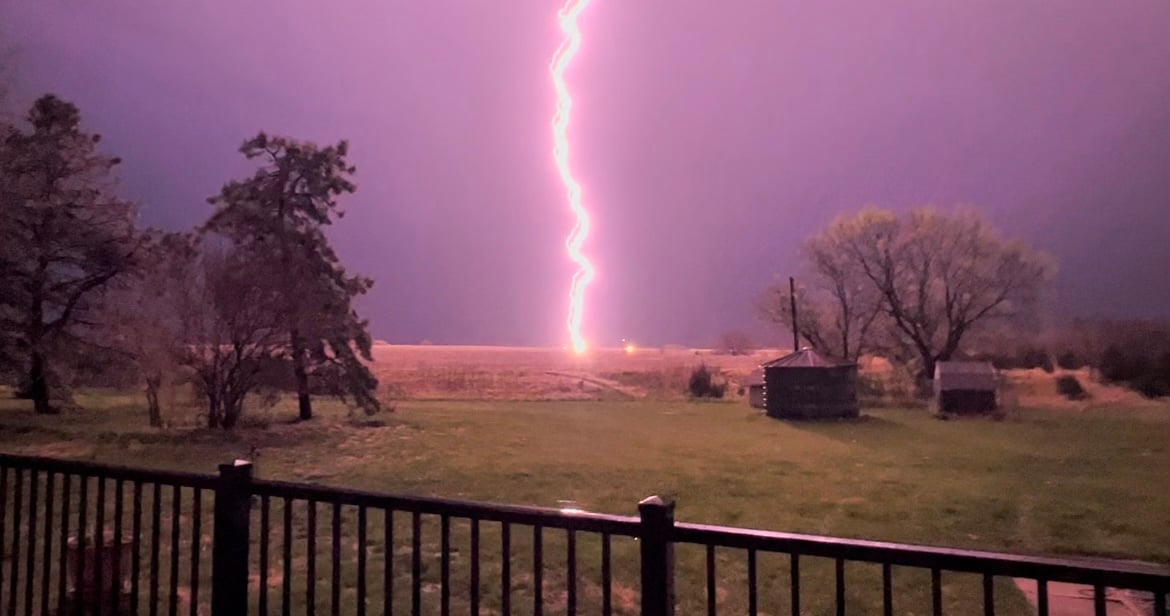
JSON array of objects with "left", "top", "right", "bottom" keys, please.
[
  {"left": 687, "top": 364, "right": 726, "bottom": 399},
  {"left": 1017, "top": 347, "right": 1054, "bottom": 372},
  {"left": 1055, "top": 375, "right": 1087, "bottom": 400},
  {"left": 1133, "top": 374, "right": 1170, "bottom": 398},
  {"left": 1098, "top": 345, "right": 1170, "bottom": 398},
  {"left": 1099, "top": 345, "right": 1136, "bottom": 382},
  {"left": 1056, "top": 351, "right": 1087, "bottom": 370},
  {"left": 1131, "top": 353, "right": 1170, "bottom": 398}
]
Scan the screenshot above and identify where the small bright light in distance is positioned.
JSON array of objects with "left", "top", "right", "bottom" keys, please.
[{"left": 625, "top": 343, "right": 636, "bottom": 354}]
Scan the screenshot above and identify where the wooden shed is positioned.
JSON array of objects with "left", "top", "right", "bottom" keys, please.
[
  {"left": 762, "top": 348, "right": 859, "bottom": 420},
  {"left": 934, "top": 361, "right": 998, "bottom": 414}
]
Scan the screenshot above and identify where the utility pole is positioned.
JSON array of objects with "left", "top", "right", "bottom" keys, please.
[{"left": 789, "top": 276, "right": 799, "bottom": 352}]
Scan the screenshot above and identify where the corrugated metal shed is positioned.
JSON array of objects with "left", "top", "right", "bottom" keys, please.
[
  {"left": 763, "top": 348, "right": 852, "bottom": 369},
  {"left": 746, "top": 369, "right": 765, "bottom": 409},
  {"left": 761, "top": 348, "right": 859, "bottom": 419}
]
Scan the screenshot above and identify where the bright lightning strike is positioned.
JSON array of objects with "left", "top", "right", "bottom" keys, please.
[{"left": 551, "top": 0, "right": 595, "bottom": 355}]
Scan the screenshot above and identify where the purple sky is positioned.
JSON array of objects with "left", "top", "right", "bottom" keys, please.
[{"left": 4, "top": 1, "right": 1168, "bottom": 347}]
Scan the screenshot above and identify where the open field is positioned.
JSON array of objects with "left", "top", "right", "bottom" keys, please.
[
  {"left": 366, "top": 344, "right": 1167, "bottom": 412},
  {"left": 366, "top": 344, "right": 772, "bottom": 400},
  {"left": 2, "top": 389, "right": 1167, "bottom": 614}
]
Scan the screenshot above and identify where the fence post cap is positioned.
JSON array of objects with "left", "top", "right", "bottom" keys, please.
[
  {"left": 218, "top": 460, "right": 254, "bottom": 477},
  {"left": 638, "top": 495, "right": 676, "bottom": 514}
]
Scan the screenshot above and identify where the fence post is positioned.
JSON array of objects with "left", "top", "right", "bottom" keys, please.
[
  {"left": 211, "top": 460, "right": 253, "bottom": 616},
  {"left": 639, "top": 495, "right": 676, "bottom": 616}
]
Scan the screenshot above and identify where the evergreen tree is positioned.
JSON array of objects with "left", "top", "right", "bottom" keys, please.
[
  {"left": 0, "top": 95, "right": 138, "bottom": 413},
  {"left": 204, "top": 133, "right": 379, "bottom": 419}
]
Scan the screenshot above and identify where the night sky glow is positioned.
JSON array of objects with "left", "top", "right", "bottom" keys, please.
[{"left": 2, "top": 1, "right": 1167, "bottom": 346}]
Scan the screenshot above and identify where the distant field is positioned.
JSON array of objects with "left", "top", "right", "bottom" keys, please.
[
  {"left": 366, "top": 344, "right": 1165, "bottom": 412},
  {"left": 2, "top": 393, "right": 1167, "bottom": 615},
  {"left": 367, "top": 344, "right": 773, "bottom": 400}
]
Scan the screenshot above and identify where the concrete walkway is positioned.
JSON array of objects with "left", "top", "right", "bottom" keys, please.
[{"left": 1013, "top": 579, "right": 1161, "bottom": 616}]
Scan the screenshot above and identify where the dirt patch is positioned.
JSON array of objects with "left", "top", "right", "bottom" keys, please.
[{"left": 543, "top": 371, "right": 644, "bottom": 398}]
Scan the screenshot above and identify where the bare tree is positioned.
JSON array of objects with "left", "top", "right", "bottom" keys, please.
[
  {"left": 757, "top": 240, "right": 883, "bottom": 362},
  {"left": 0, "top": 95, "right": 138, "bottom": 413},
  {"left": 99, "top": 231, "right": 196, "bottom": 426},
  {"left": 829, "top": 207, "right": 1054, "bottom": 377},
  {"left": 177, "top": 248, "right": 283, "bottom": 429}
]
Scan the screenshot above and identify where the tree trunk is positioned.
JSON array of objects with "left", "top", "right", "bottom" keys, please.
[
  {"left": 291, "top": 330, "right": 312, "bottom": 421},
  {"left": 206, "top": 393, "right": 220, "bottom": 429},
  {"left": 921, "top": 357, "right": 935, "bottom": 380},
  {"left": 221, "top": 394, "right": 242, "bottom": 429},
  {"left": 29, "top": 351, "right": 56, "bottom": 415},
  {"left": 918, "top": 354, "right": 938, "bottom": 398},
  {"left": 145, "top": 375, "right": 162, "bottom": 427}
]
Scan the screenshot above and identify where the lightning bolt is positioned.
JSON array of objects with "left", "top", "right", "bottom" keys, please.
[{"left": 551, "top": 0, "right": 595, "bottom": 355}]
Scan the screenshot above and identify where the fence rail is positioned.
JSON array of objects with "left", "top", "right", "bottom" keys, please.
[
  {"left": 250, "top": 478, "right": 643, "bottom": 536},
  {"left": 2, "top": 452, "right": 1168, "bottom": 616},
  {"left": 672, "top": 522, "right": 1169, "bottom": 616}
]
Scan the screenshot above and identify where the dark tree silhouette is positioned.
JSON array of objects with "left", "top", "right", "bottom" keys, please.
[
  {"left": 204, "top": 133, "right": 380, "bottom": 419},
  {"left": 0, "top": 95, "right": 138, "bottom": 413}
]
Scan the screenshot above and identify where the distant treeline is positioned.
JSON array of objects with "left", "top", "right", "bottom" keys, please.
[{"left": 960, "top": 318, "right": 1170, "bottom": 398}]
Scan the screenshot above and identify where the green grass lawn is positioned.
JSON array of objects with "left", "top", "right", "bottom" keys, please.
[{"left": 2, "top": 394, "right": 1168, "bottom": 615}]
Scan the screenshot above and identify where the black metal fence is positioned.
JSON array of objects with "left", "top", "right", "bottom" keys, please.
[
  {"left": 1, "top": 453, "right": 1167, "bottom": 615},
  {"left": 0, "top": 454, "right": 218, "bottom": 616}
]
